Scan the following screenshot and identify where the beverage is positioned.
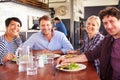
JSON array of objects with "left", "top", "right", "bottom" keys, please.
[
  {"left": 47, "top": 54, "right": 54, "bottom": 64},
  {"left": 38, "top": 55, "right": 44, "bottom": 68},
  {"left": 42, "top": 54, "right": 48, "bottom": 64},
  {"left": 19, "top": 61, "right": 28, "bottom": 72},
  {"left": 47, "top": 57, "right": 54, "bottom": 64},
  {"left": 27, "top": 56, "right": 38, "bottom": 75},
  {"left": 27, "top": 67, "right": 37, "bottom": 75}
]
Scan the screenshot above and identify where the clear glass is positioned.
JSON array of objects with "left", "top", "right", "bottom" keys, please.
[
  {"left": 38, "top": 55, "right": 44, "bottom": 68},
  {"left": 46, "top": 54, "right": 54, "bottom": 64},
  {"left": 27, "top": 55, "right": 38, "bottom": 75}
]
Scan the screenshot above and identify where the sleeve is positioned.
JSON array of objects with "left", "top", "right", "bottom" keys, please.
[
  {"left": 85, "top": 41, "right": 103, "bottom": 62},
  {"left": 23, "top": 34, "right": 36, "bottom": 49},
  {"left": 79, "top": 40, "right": 85, "bottom": 52},
  {"left": 0, "top": 41, "right": 8, "bottom": 64},
  {"left": 55, "top": 22, "right": 61, "bottom": 28},
  {"left": 60, "top": 33, "right": 74, "bottom": 54},
  {"left": 89, "top": 34, "right": 104, "bottom": 50},
  {"left": 79, "top": 35, "right": 87, "bottom": 52}
]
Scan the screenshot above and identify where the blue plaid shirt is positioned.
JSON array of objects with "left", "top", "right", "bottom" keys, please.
[{"left": 79, "top": 32, "right": 104, "bottom": 74}]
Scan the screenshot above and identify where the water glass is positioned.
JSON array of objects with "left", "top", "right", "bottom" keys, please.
[
  {"left": 42, "top": 54, "right": 48, "bottom": 64},
  {"left": 47, "top": 54, "right": 54, "bottom": 64},
  {"left": 19, "top": 61, "right": 28, "bottom": 72},
  {"left": 27, "top": 55, "right": 38, "bottom": 75},
  {"left": 38, "top": 55, "right": 44, "bottom": 68}
]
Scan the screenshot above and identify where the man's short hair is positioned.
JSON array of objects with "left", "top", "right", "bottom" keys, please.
[
  {"left": 54, "top": 17, "right": 60, "bottom": 21},
  {"left": 99, "top": 7, "right": 120, "bottom": 20},
  {"left": 39, "top": 15, "right": 51, "bottom": 24}
]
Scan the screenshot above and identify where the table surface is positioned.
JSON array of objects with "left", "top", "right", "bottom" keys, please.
[{"left": 0, "top": 61, "right": 100, "bottom": 80}]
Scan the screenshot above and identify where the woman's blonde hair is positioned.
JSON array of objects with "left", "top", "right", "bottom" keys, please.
[{"left": 87, "top": 15, "right": 101, "bottom": 28}]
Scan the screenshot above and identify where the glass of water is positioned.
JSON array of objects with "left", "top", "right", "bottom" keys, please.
[
  {"left": 47, "top": 54, "right": 54, "bottom": 64},
  {"left": 27, "top": 54, "right": 38, "bottom": 75}
]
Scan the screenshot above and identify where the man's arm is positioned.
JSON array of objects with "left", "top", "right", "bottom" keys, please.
[
  {"left": 52, "top": 50, "right": 63, "bottom": 54},
  {"left": 32, "top": 49, "right": 63, "bottom": 55},
  {"left": 57, "top": 53, "right": 88, "bottom": 65}
]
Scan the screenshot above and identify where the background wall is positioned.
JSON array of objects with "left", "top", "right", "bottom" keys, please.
[
  {"left": 49, "top": 1, "right": 71, "bottom": 19},
  {"left": 0, "top": 2, "right": 49, "bottom": 32}
]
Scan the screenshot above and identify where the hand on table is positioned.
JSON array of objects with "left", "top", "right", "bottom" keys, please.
[
  {"left": 67, "top": 50, "right": 80, "bottom": 55},
  {"left": 67, "top": 50, "right": 77, "bottom": 54},
  {"left": 57, "top": 50, "right": 77, "bottom": 65},
  {"left": 57, "top": 56, "right": 70, "bottom": 65},
  {"left": 41, "top": 49, "right": 52, "bottom": 53},
  {"left": 2, "top": 53, "right": 15, "bottom": 63}
]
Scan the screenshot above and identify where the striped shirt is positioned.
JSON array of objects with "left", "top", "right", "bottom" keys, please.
[
  {"left": 23, "top": 30, "right": 73, "bottom": 54},
  {"left": 79, "top": 32, "right": 104, "bottom": 74},
  {"left": 0, "top": 35, "right": 22, "bottom": 64}
]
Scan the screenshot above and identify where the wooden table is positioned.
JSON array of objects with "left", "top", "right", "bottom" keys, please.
[{"left": 0, "top": 61, "right": 100, "bottom": 80}]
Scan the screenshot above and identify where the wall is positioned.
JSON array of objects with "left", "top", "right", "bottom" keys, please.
[
  {"left": 0, "top": 2, "right": 49, "bottom": 32},
  {"left": 49, "top": 0, "right": 84, "bottom": 21},
  {"left": 83, "top": 0, "right": 119, "bottom": 7},
  {"left": 49, "top": 1, "right": 71, "bottom": 19},
  {"left": 73, "top": 0, "right": 84, "bottom": 21}
]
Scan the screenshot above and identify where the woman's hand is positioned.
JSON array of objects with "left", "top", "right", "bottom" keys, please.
[{"left": 2, "top": 53, "right": 15, "bottom": 63}]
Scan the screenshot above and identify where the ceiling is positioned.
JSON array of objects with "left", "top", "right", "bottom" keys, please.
[
  {"left": 83, "top": 0, "right": 119, "bottom": 7},
  {"left": 49, "top": 0, "right": 119, "bottom": 6}
]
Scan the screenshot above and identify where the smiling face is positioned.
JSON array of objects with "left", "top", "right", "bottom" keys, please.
[
  {"left": 39, "top": 19, "right": 52, "bottom": 36},
  {"left": 85, "top": 17, "right": 100, "bottom": 36},
  {"left": 6, "top": 20, "right": 21, "bottom": 38},
  {"left": 102, "top": 15, "right": 120, "bottom": 39}
]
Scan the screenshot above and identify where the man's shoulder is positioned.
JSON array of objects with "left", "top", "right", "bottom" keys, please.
[
  {"left": 103, "top": 35, "right": 114, "bottom": 43},
  {"left": 56, "top": 21, "right": 63, "bottom": 26},
  {"left": 31, "top": 31, "right": 41, "bottom": 36},
  {"left": 53, "top": 31, "right": 67, "bottom": 39},
  {"left": 27, "top": 31, "right": 42, "bottom": 39},
  {"left": 104, "top": 35, "right": 113, "bottom": 39},
  {"left": 54, "top": 30, "right": 64, "bottom": 35}
]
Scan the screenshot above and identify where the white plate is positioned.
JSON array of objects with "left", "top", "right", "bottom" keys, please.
[
  {"left": 56, "top": 63, "right": 86, "bottom": 72},
  {"left": 41, "top": 54, "right": 61, "bottom": 58},
  {"left": 62, "top": 54, "right": 77, "bottom": 58},
  {"left": 54, "top": 54, "right": 61, "bottom": 58}
]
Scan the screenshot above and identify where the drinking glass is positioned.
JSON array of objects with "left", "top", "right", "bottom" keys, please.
[
  {"left": 46, "top": 54, "right": 54, "bottom": 64},
  {"left": 27, "top": 54, "right": 38, "bottom": 75}
]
